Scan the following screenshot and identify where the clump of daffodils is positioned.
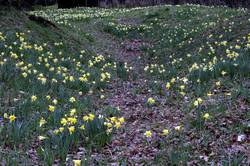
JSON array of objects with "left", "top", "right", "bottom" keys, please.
[{"left": 193, "top": 97, "right": 203, "bottom": 107}]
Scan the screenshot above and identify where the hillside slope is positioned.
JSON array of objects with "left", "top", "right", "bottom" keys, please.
[{"left": 0, "top": 5, "right": 250, "bottom": 165}]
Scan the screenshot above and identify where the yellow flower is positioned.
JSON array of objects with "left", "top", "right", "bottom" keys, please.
[
  {"left": 68, "top": 126, "right": 75, "bottom": 134},
  {"left": 147, "top": 97, "right": 155, "bottom": 105},
  {"left": 39, "top": 117, "right": 46, "bottom": 127},
  {"left": 4, "top": 113, "right": 8, "bottom": 119},
  {"left": 88, "top": 113, "right": 95, "bottom": 121},
  {"left": 180, "top": 91, "right": 186, "bottom": 96},
  {"left": 80, "top": 124, "right": 85, "bottom": 130},
  {"left": 59, "top": 127, "right": 64, "bottom": 132},
  {"left": 144, "top": 130, "right": 152, "bottom": 138},
  {"left": 46, "top": 95, "right": 51, "bottom": 100},
  {"left": 68, "top": 117, "right": 77, "bottom": 124},
  {"left": 69, "top": 97, "right": 76, "bottom": 103},
  {"left": 115, "top": 122, "right": 121, "bottom": 129},
  {"left": 22, "top": 72, "right": 28, "bottom": 78},
  {"left": 170, "top": 78, "right": 176, "bottom": 83},
  {"left": 73, "top": 160, "right": 81, "bottom": 166},
  {"left": 235, "top": 45, "right": 241, "bottom": 49},
  {"left": 179, "top": 85, "right": 185, "bottom": 90},
  {"left": 193, "top": 100, "right": 199, "bottom": 107},
  {"left": 119, "top": 117, "right": 125, "bottom": 123},
  {"left": 31, "top": 95, "right": 37, "bottom": 102},
  {"left": 215, "top": 81, "right": 221, "bottom": 87},
  {"left": 70, "top": 108, "right": 76, "bottom": 116},
  {"left": 52, "top": 99, "right": 58, "bottom": 105},
  {"left": 83, "top": 115, "right": 89, "bottom": 121},
  {"left": 105, "top": 122, "right": 112, "bottom": 128},
  {"left": 174, "top": 126, "right": 182, "bottom": 131},
  {"left": 105, "top": 128, "right": 111, "bottom": 134},
  {"left": 165, "top": 82, "right": 171, "bottom": 90},
  {"left": 9, "top": 115, "right": 16, "bottom": 122},
  {"left": 110, "top": 117, "right": 116, "bottom": 123},
  {"left": 48, "top": 105, "right": 55, "bottom": 112},
  {"left": 194, "top": 98, "right": 203, "bottom": 107},
  {"left": 53, "top": 129, "right": 60, "bottom": 135},
  {"left": 61, "top": 118, "right": 67, "bottom": 126},
  {"left": 162, "top": 129, "right": 169, "bottom": 136},
  {"left": 38, "top": 135, "right": 47, "bottom": 141},
  {"left": 207, "top": 92, "right": 213, "bottom": 96},
  {"left": 197, "top": 98, "right": 203, "bottom": 104},
  {"left": 203, "top": 113, "right": 210, "bottom": 120},
  {"left": 221, "top": 71, "right": 227, "bottom": 76}
]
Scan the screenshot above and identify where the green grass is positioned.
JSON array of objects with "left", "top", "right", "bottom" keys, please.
[{"left": 0, "top": 4, "right": 250, "bottom": 165}]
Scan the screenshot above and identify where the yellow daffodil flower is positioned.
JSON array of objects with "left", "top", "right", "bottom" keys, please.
[
  {"left": 9, "top": 115, "right": 16, "bottom": 122},
  {"left": 144, "top": 130, "right": 152, "bottom": 138}
]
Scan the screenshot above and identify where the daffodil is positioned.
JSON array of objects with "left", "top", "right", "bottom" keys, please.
[
  {"left": 53, "top": 129, "right": 60, "bottom": 135},
  {"left": 22, "top": 72, "right": 27, "bottom": 78},
  {"left": 88, "top": 113, "right": 95, "bottom": 121},
  {"left": 174, "top": 126, "right": 182, "bottom": 131},
  {"left": 194, "top": 98, "right": 203, "bottom": 107},
  {"left": 59, "top": 127, "right": 64, "bottom": 132},
  {"left": 147, "top": 97, "right": 156, "bottom": 105},
  {"left": 39, "top": 117, "right": 46, "bottom": 127},
  {"left": 203, "top": 113, "right": 210, "bottom": 120},
  {"left": 197, "top": 98, "right": 203, "bottom": 104},
  {"left": 38, "top": 135, "right": 47, "bottom": 141},
  {"left": 68, "top": 117, "right": 77, "bottom": 124},
  {"left": 179, "top": 85, "right": 185, "bottom": 90},
  {"left": 170, "top": 78, "right": 176, "bottom": 83},
  {"left": 144, "top": 130, "right": 152, "bottom": 138},
  {"left": 69, "top": 97, "right": 76, "bottom": 103},
  {"left": 48, "top": 105, "right": 55, "bottom": 112},
  {"left": 105, "top": 122, "right": 112, "bottom": 128},
  {"left": 73, "top": 160, "right": 81, "bottom": 166},
  {"left": 162, "top": 129, "right": 169, "bottom": 136},
  {"left": 207, "top": 92, "right": 213, "bottom": 96},
  {"left": 61, "top": 118, "right": 67, "bottom": 126},
  {"left": 52, "top": 99, "right": 58, "bottom": 105},
  {"left": 165, "top": 82, "right": 171, "bottom": 89},
  {"left": 110, "top": 117, "right": 116, "bottom": 123},
  {"left": 9, "top": 115, "right": 16, "bottom": 122},
  {"left": 80, "top": 124, "right": 85, "bottom": 130},
  {"left": 119, "top": 117, "right": 125, "bottom": 123},
  {"left": 115, "top": 122, "right": 121, "bottom": 129},
  {"left": 83, "top": 115, "right": 89, "bottom": 121},
  {"left": 193, "top": 100, "right": 199, "bottom": 107},
  {"left": 221, "top": 71, "right": 227, "bottom": 76},
  {"left": 31, "top": 95, "right": 37, "bottom": 102},
  {"left": 70, "top": 108, "right": 76, "bottom": 116},
  {"left": 4, "top": 113, "right": 8, "bottom": 119},
  {"left": 215, "top": 81, "right": 221, "bottom": 87},
  {"left": 68, "top": 126, "right": 75, "bottom": 134}
]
